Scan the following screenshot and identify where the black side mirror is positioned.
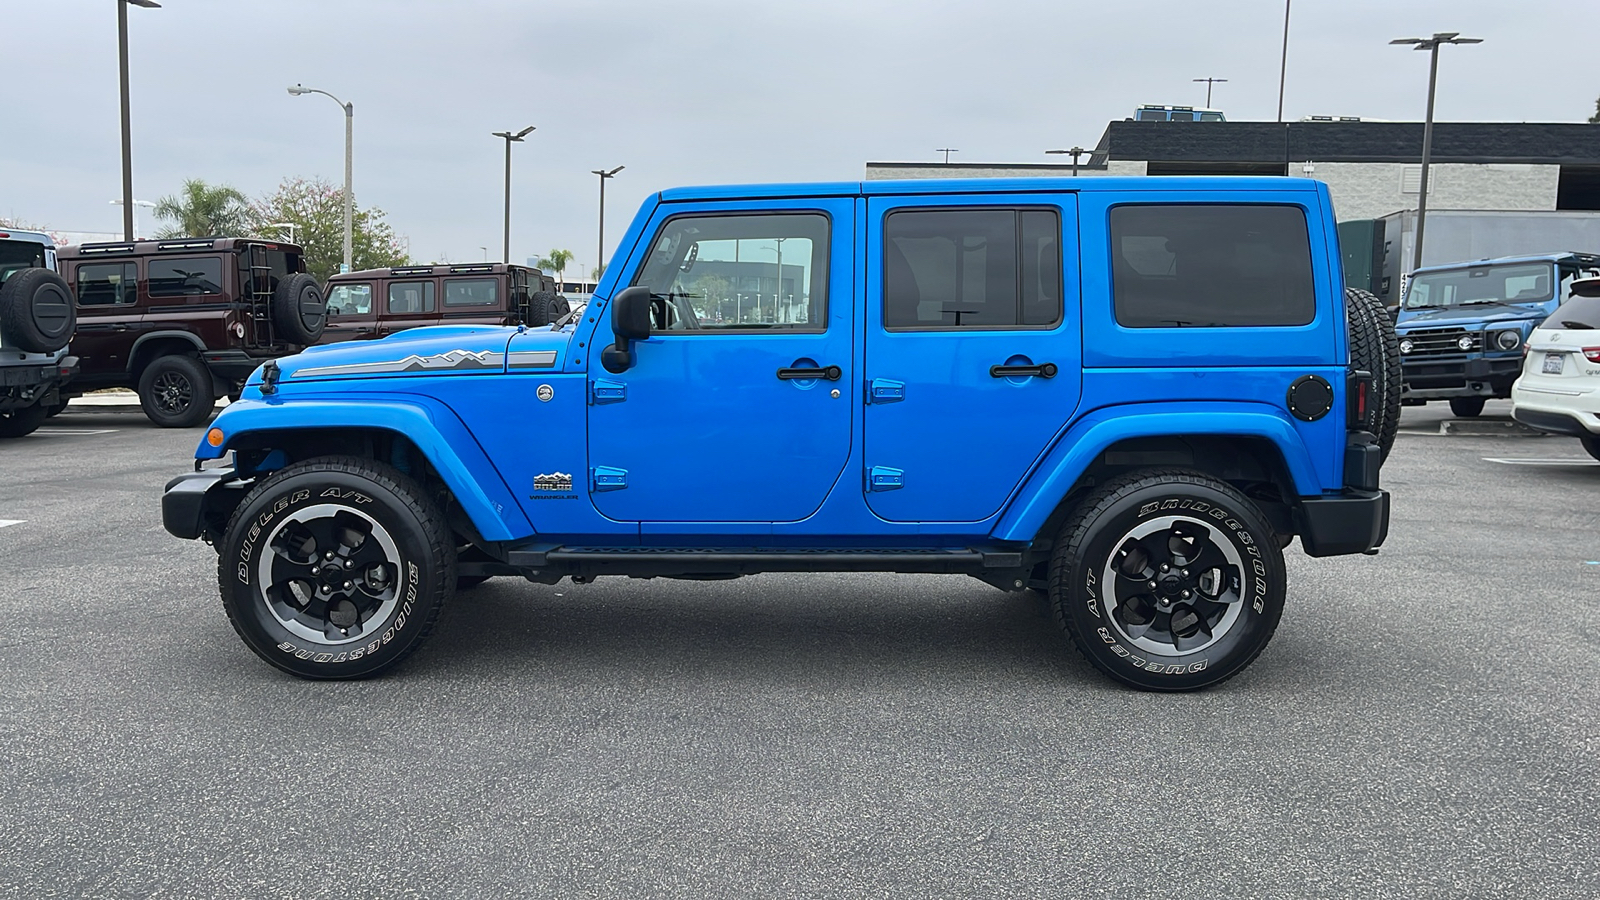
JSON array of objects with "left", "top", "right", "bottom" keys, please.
[{"left": 601, "top": 286, "right": 652, "bottom": 373}]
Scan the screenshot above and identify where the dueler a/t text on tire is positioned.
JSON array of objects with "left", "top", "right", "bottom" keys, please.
[
  {"left": 218, "top": 456, "right": 455, "bottom": 679},
  {"left": 1048, "top": 469, "right": 1286, "bottom": 691}
]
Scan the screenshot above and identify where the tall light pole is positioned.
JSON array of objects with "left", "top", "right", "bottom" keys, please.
[
  {"left": 288, "top": 84, "right": 354, "bottom": 273},
  {"left": 591, "top": 165, "right": 624, "bottom": 278},
  {"left": 109, "top": 198, "right": 154, "bottom": 239},
  {"left": 118, "top": 0, "right": 160, "bottom": 241},
  {"left": 1046, "top": 147, "right": 1089, "bottom": 176},
  {"left": 263, "top": 222, "right": 297, "bottom": 244},
  {"left": 937, "top": 148, "right": 959, "bottom": 164},
  {"left": 1391, "top": 32, "right": 1482, "bottom": 272},
  {"left": 492, "top": 125, "right": 535, "bottom": 263},
  {"left": 1192, "top": 77, "right": 1228, "bottom": 108},
  {"left": 1276, "top": 0, "right": 1291, "bottom": 122}
]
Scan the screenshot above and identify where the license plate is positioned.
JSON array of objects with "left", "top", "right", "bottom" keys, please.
[{"left": 1542, "top": 353, "right": 1564, "bottom": 375}]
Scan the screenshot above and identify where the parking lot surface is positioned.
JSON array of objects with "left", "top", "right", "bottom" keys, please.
[{"left": 1, "top": 403, "right": 1596, "bottom": 899}]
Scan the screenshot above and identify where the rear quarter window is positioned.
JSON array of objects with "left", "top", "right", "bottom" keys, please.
[{"left": 1110, "top": 204, "right": 1316, "bottom": 328}]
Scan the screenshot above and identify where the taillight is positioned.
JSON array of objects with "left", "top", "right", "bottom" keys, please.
[
  {"left": 1346, "top": 369, "right": 1373, "bottom": 428},
  {"left": 1584, "top": 348, "right": 1600, "bottom": 363}
]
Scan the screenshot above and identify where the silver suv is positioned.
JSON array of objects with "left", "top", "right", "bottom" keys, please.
[{"left": 0, "top": 228, "right": 77, "bottom": 438}]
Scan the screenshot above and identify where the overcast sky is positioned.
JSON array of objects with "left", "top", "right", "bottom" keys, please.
[{"left": 4, "top": 0, "right": 1597, "bottom": 271}]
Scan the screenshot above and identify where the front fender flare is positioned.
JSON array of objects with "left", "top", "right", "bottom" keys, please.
[
  {"left": 195, "top": 395, "right": 532, "bottom": 542},
  {"left": 992, "top": 401, "right": 1322, "bottom": 543}
]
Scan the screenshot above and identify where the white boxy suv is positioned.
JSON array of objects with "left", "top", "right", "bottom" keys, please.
[{"left": 1511, "top": 277, "right": 1600, "bottom": 460}]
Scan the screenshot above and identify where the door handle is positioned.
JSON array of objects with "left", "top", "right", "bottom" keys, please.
[
  {"left": 990, "top": 362, "right": 1058, "bottom": 379},
  {"left": 777, "top": 365, "right": 842, "bottom": 381}
]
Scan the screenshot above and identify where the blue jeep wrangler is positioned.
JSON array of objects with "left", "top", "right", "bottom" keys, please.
[
  {"left": 163, "top": 177, "right": 1397, "bottom": 691},
  {"left": 1396, "top": 252, "right": 1600, "bottom": 417}
]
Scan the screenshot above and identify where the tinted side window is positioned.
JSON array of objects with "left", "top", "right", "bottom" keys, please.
[
  {"left": 76, "top": 262, "right": 139, "bottom": 306},
  {"left": 884, "top": 208, "right": 1061, "bottom": 330},
  {"left": 327, "top": 283, "right": 373, "bottom": 316},
  {"left": 444, "top": 278, "right": 498, "bottom": 307},
  {"left": 148, "top": 256, "right": 224, "bottom": 297},
  {"left": 631, "top": 213, "right": 829, "bottom": 331},
  {"left": 387, "top": 281, "right": 436, "bottom": 314},
  {"left": 1111, "top": 205, "right": 1315, "bottom": 328}
]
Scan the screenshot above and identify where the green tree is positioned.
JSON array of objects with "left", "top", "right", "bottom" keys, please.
[
  {"left": 537, "top": 248, "right": 574, "bottom": 284},
  {"left": 1590, "top": 94, "right": 1600, "bottom": 124},
  {"left": 153, "top": 179, "right": 256, "bottom": 238},
  {"left": 253, "top": 177, "right": 410, "bottom": 282}
]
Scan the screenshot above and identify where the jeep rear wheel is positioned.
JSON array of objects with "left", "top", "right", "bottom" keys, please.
[
  {"left": 218, "top": 457, "right": 455, "bottom": 679},
  {"left": 528, "top": 290, "right": 571, "bottom": 326},
  {"left": 1048, "top": 469, "right": 1285, "bottom": 691},
  {"left": 1346, "top": 288, "right": 1401, "bottom": 460},
  {"left": 0, "top": 404, "right": 48, "bottom": 438},
  {"left": 137, "top": 354, "right": 215, "bottom": 428},
  {"left": 0, "top": 268, "right": 76, "bottom": 353}
]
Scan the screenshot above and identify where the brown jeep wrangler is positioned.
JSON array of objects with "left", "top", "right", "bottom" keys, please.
[
  {"left": 319, "top": 262, "right": 569, "bottom": 344},
  {"left": 57, "top": 237, "right": 325, "bottom": 427}
]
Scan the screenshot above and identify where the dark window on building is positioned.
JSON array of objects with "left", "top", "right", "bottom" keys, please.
[
  {"left": 631, "top": 212, "right": 829, "bottom": 331},
  {"left": 1111, "top": 204, "right": 1316, "bottom": 328},
  {"left": 148, "top": 256, "right": 223, "bottom": 297},
  {"left": 883, "top": 208, "right": 1061, "bottom": 330},
  {"left": 1556, "top": 165, "right": 1600, "bottom": 211},
  {"left": 444, "top": 278, "right": 498, "bottom": 307},
  {"left": 387, "top": 281, "right": 436, "bottom": 314},
  {"left": 76, "top": 262, "right": 139, "bottom": 306}
]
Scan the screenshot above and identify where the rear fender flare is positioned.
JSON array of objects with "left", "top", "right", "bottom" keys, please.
[
  {"left": 195, "top": 395, "right": 532, "bottom": 542},
  {"left": 992, "top": 401, "right": 1321, "bottom": 543}
]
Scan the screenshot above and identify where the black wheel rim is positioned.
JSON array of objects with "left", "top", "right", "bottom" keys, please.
[
  {"left": 151, "top": 371, "right": 194, "bottom": 415},
  {"left": 256, "top": 504, "right": 403, "bottom": 645},
  {"left": 1099, "top": 514, "right": 1247, "bottom": 657}
]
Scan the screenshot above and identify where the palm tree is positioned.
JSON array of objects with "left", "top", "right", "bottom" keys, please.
[
  {"left": 537, "top": 248, "right": 574, "bottom": 286},
  {"left": 153, "top": 179, "right": 256, "bottom": 238}
]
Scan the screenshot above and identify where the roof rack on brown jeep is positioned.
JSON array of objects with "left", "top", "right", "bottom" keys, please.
[{"left": 56, "top": 236, "right": 326, "bottom": 428}]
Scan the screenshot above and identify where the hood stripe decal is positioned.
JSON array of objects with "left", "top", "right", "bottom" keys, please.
[{"left": 296, "top": 349, "right": 507, "bottom": 378}]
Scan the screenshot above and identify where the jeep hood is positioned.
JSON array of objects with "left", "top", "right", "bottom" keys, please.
[
  {"left": 1396, "top": 302, "right": 1547, "bottom": 330},
  {"left": 249, "top": 324, "right": 574, "bottom": 386}
]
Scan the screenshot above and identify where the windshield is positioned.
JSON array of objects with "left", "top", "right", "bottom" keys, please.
[
  {"left": 0, "top": 238, "right": 47, "bottom": 285},
  {"left": 1548, "top": 295, "right": 1600, "bottom": 330},
  {"left": 1404, "top": 262, "right": 1555, "bottom": 310}
]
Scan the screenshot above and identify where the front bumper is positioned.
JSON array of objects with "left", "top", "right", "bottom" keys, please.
[
  {"left": 1297, "top": 489, "right": 1390, "bottom": 558},
  {"left": 163, "top": 467, "right": 248, "bottom": 542},
  {"left": 1400, "top": 355, "right": 1521, "bottom": 399}
]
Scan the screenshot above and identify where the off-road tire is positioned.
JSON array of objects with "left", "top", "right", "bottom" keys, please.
[
  {"left": 137, "top": 354, "right": 215, "bottom": 428},
  {"left": 218, "top": 456, "right": 456, "bottom": 680},
  {"left": 528, "top": 290, "right": 571, "bottom": 326},
  {"left": 0, "top": 404, "right": 48, "bottom": 438},
  {"left": 271, "top": 273, "right": 326, "bottom": 345},
  {"left": 0, "top": 268, "right": 76, "bottom": 353},
  {"left": 1449, "top": 396, "right": 1486, "bottom": 418},
  {"left": 1346, "top": 287, "right": 1401, "bottom": 460},
  {"left": 1047, "top": 468, "right": 1286, "bottom": 692}
]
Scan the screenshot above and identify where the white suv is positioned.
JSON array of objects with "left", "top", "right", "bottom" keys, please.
[{"left": 1511, "top": 278, "right": 1600, "bottom": 460}]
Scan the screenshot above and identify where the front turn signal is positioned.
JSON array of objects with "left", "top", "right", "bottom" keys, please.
[{"left": 206, "top": 428, "right": 225, "bottom": 447}]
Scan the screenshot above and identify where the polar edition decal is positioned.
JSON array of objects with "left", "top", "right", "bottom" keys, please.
[{"left": 294, "top": 349, "right": 557, "bottom": 378}]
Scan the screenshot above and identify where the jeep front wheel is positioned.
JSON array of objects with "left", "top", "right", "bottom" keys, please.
[
  {"left": 137, "top": 354, "right": 214, "bottom": 428},
  {"left": 218, "top": 457, "right": 455, "bottom": 679},
  {"left": 1048, "top": 469, "right": 1285, "bottom": 691}
]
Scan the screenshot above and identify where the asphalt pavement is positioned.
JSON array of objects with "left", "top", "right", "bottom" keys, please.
[{"left": 0, "top": 401, "right": 1596, "bottom": 899}]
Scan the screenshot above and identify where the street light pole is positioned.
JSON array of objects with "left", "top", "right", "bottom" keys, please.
[
  {"left": 1276, "top": 0, "right": 1291, "bottom": 122},
  {"left": 591, "top": 165, "right": 624, "bottom": 278},
  {"left": 109, "top": 198, "right": 155, "bottom": 239},
  {"left": 1192, "top": 77, "right": 1228, "bottom": 108},
  {"left": 937, "top": 148, "right": 959, "bottom": 164},
  {"left": 1391, "top": 32, "right": 1482, "bottom": 272},
  {"left": 491, "top": 126, "right": 535, "bottom": 263},
  {"left": 288, "top": 84, "right": 355, "bottom": 272},
  {"left": 1046, "top": 147, "right": 1088, "bottom": 176},
  {"left": 118, "top": 0, "right": 160, "bottom": 241}
]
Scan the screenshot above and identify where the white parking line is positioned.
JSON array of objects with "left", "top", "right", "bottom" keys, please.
[
  {"left": 0, "top": 520, "right": 24, "bottom": 529},
  {"left": 1482, "top": 457, "right": 1600, "bottom": 466},
  {"left": 30, "top": 428, "right": 119, "bottom": 436}
]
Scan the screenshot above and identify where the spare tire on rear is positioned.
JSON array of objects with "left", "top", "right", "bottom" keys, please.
[
  {"left": 1345, "top": 287, "right": 1401, "bottom": 461},
  {"left": 0, "top": 268, "right": 76, "bottom": 353},
  {"left": 271, "top": 273, "right": 326, "bottom": 345},
  {"left": 527, "top": 290, "right": 571, "bottom": 327}
]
